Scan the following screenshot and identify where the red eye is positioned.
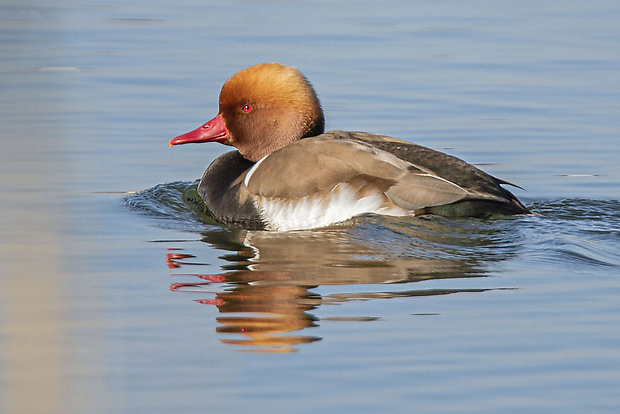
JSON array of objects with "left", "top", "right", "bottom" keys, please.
[{"left": 242, "top": 104, "right": 252, "bottom": 113}]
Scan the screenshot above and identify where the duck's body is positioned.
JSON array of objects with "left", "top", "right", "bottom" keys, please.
[{"left": 171, "top": 63, "right": 529, "bottom": 231}]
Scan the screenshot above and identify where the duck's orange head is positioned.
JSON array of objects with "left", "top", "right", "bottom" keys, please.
[{"left": 170, "top": 63, "right": 325, "bottom": 162}]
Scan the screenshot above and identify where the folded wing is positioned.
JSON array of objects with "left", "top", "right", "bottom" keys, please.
[{"left": 244, "top": 136, "right": 472, "bottom": 211}]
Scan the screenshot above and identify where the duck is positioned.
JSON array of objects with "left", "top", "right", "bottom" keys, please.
[{"left": 170, "top": 63, "right": 530, "bottom": 231}]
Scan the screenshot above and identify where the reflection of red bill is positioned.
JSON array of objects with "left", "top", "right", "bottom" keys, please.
[
  {"left": 167, "top": 253, "right": 195, "bottom": 260},
  {"left": 166, "top": 250, "right": 196, "bottom": 268},
  {"left": 195, "top": 298, "right": 226, "bottom": 306},
  {"left": 169, "top": 282, "right": 215, "bottom": 291},
  {"left": 168, "top": 275, "right": 226, "bottom": 288},
  {"left": 197, "top": 274, "right": 226, "bottom": 283}
]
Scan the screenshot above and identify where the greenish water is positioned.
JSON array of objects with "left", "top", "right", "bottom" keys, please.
[{"left": 2, "top": 1, "right": 620, "bottom": 413}]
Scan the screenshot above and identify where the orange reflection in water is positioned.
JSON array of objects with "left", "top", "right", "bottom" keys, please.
[
  {"left": 169, "top": 262, "right": 322, "bottom": 352},
  {"left": 165, "top": 220, "right": 503, "bottom": 352}
]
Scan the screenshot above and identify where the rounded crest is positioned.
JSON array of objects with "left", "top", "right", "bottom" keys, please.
[{"left": 218, "top": 63, "right": 325, "bottom": 161}]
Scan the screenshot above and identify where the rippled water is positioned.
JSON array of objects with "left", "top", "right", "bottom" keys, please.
[
  {"left": 127, "top": 181, "right": 620, "bottom": 383},
  {"left": 2, "top": 1, "right": 620, "bottom": 413},
  {"left": 123, "top": 183, "right": 620, "bottom": 411}
]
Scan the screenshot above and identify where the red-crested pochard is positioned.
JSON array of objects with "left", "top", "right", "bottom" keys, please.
[{"left": 170, "top": 63, "right": 530, "bottom": 231}]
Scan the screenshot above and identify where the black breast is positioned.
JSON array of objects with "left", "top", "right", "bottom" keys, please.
[{"left": 198, "top": 151, "right": 266, "bottom": 230}]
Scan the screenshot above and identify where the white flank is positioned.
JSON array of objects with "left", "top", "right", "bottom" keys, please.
[{"left": 255, "top": 183, "right": 409, "bottom": 231}]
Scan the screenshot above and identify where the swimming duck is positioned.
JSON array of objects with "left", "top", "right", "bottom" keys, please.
[{"left": 170, "top": 63, "right": 529, "bottom": 231}]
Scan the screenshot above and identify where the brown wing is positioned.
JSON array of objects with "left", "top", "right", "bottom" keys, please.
[{"left": 244, "top": 136, "right": 469, "bottom": 211}]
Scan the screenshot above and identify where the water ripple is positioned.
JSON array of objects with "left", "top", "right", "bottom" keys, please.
[
  {"left": 522, "top": 199, "right": 620, "bottom": 268},
  {"left": 124, "top": 180, "right": 219, "bottom": 231},
  {"left": 126, "top": 183, "right": 620, "bottom": 271},
  {"left": 126, "top": 184, "right": 620, "bottom": 351}
]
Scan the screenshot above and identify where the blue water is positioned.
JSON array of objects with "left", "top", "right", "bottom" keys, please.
[{"left": 2, "top": 1, "right": 620, "bottom": 413}]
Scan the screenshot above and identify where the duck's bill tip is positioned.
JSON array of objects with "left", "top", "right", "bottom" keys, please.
[{"left": 169, "top": 113, "right": 229, "bottom": 147}]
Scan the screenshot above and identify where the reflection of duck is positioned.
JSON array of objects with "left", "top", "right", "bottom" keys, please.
[
  {"left": 169, "top": 63, "right": 529, "bottom": 231},
  {"left": 168, "top": 219, "right": 516, "bottom": 352},
  {"left": 210, "top": 283, "right": 321, "bottom": 350}
]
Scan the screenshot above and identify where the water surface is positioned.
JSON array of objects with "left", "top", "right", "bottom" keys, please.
[{"left": 2, "top": 1, "right": 620, "bottom": 413}]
